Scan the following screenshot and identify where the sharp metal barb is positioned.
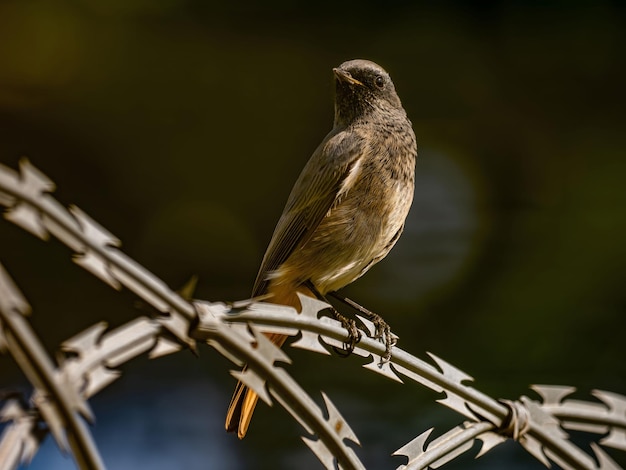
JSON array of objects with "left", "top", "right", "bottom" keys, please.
[
  {"left": 290, "top": 389, "right": 362, "bottom": 469},
  {"left": 393, "top": 421, "right": 496, "bottom": 470},
  {"left": 362, "top": 357, "right": 403, "bottom": 383},
  {"left": 230, "top": 368, "right": 273, "bottom": 406},
  {"left": 393, "top": 427, "right": 434, "bottom": 467},
  {"left": 475, "top": 430, "right": 507, "bottom": 458},
  {"left": 0, "top": 399, "right": 42, "bottom": 469},
  {"left": 60, "top": 316, "right": 162, "bottom": 399},
  {"left": 532, "top": 385, "right": 626, "bottom": 453},
  {"left": 522, "top": 434, "right": 553, "bottom": 468},
  {"left": 593, "top": 390, "right": 626, "bottom": 452},
  {"left": 590, "top": 442, "right": 622, "bottom": 470},
  {"left": 301, "top": 436, "right": 337, "bottom": 470},
  {"left": 0, "top": 189, "right": 15, "bottom": 207},
  {"left": 532, "top": 384, "right": 578, "bottom": 405},
  {"left": 3, "top": 159, "right": 54, "bottom": 240},
  {"left": 0, "top": 262, "right": 105, "bottom": 469},
  {"left": 0, "top": 305, "right": 185, "bottom": 469},
  {"left": 252, "top": 295, "right": 328, "bottom": 352},
  {"left": 0, "top": 262, "right": 31, "bottom": 318},
  {"left": 250, "top": 324, "right": 293, "bottom": 366},
  {"left": 150, "top": 336, "right": 183, "bottom": 359},
  {"left": 321, "top": 391, "right": 360, "bottom": 445},
  {"left": 0, "top": 159, "right": 197, "bottom": 333}
]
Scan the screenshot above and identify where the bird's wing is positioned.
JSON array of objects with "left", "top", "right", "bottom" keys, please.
[{"left": 252, "top": 128, "right": 364, "bottom": 296}]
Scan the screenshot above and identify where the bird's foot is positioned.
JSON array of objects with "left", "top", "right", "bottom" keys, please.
[
  {"left": 329, "top": 308, "right": 362, "bottom": 357},
  {"left": 363, "top": 311, "right": 396, "bottom": 364},
  {"left": 327, "top": 291, "right": 396, "bottom": 364}
]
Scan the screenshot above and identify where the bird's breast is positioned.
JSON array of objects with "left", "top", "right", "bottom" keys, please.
[
  {"left": 269, "top": 118, "right": 416, "bottom": 294},
  {"left": 305, "top": 151, "right": 414, "bottom": 292}
]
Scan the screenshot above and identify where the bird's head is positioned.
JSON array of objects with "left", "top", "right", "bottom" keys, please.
[{"left": 333, "top": 59, "right": 404, "bottom": 126}]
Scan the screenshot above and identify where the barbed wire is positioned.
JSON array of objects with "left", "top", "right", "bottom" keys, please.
[{"left": 0, "top": 158, "right": 625, "bottom": 469}]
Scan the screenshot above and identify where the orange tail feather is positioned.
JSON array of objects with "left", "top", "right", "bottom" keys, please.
[{"left": 225, "top": 284, "right": 314, "bottom": 438}]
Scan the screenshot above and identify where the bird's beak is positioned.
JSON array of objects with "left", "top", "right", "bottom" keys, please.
[{"left": 333, "top": 68, "right": 364, "bottom": 86}]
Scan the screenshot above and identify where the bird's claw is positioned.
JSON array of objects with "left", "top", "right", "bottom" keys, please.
[
  {"left": 331, "top": 312, "right": 362, "bottom": 357},
  {"left": 366, "top": 312, "right": 396, "bottom": 364},
  {"left": 326, "top": 291, "right": 397, "bottom": 364}
]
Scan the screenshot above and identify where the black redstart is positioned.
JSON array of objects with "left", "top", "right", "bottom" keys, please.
[{"left": 226, "top": 59, "right": 417, "bottom": 438}]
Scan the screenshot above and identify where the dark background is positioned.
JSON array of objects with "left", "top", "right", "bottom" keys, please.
[{"left": 1, "top": 1, "right": 625, "bottom": 469}]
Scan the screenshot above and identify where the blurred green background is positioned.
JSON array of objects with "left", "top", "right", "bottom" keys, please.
[{"left": 1, "top": 1, "right": 625, "bottom": 468}]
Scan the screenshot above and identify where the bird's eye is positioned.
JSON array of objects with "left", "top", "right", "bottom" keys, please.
[{"left": 375, "top": 76, "right": 385, "bottom": 88}]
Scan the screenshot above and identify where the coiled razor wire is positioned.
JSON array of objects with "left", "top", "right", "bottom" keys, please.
[{"left": 0, "top": 159, "right": 624, "bottom": 469}]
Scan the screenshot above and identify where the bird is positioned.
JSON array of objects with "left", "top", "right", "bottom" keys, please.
[{"left": 225, "top": 59, "right": 417, "bottom": 439}]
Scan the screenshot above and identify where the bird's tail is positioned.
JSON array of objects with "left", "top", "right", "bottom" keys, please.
[{"left": 225, "top": 285, "right": 313, "bottom": 439}]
